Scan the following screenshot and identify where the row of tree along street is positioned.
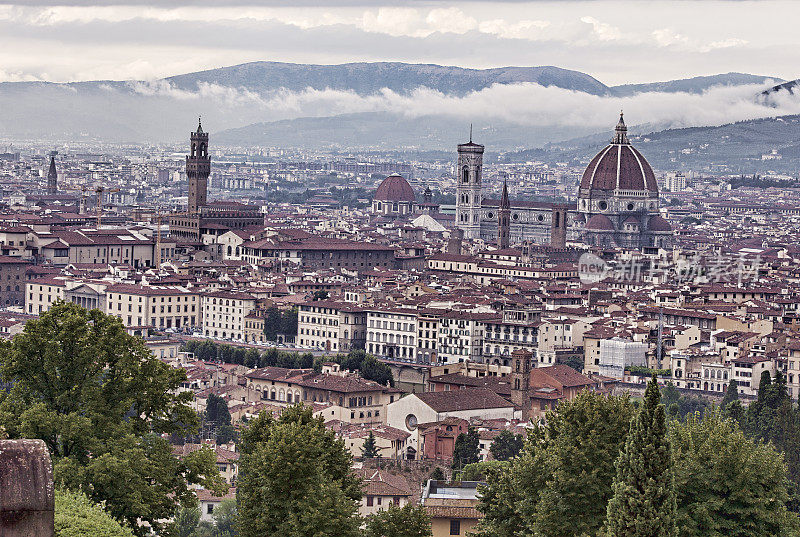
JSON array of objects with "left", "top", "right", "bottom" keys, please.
[{"left": 181, "top": 339, "right": 395, "bottom": 387}]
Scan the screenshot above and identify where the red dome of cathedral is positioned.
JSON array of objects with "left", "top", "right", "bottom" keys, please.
[
  {"left": 580, "top": 114, "right": 658, "bottom": 194},
  {"left": 585, "top": 214, "right": 615, "bottom": 231},
  {"left": 374, "top": 173, "right": 416, "bottom": 202}
]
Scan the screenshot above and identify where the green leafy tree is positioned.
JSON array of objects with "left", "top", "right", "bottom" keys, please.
[
  {"left": 428, "top": 466, "right": 445, "bottom": 482},
  {"left": 205, "top": 393, "right": 235, "bottom": 444},
  {"left": 461, "top": 460, "right": 506, "bottom": 481},
  {"left": 661, "top": 381, "right": 709, "bottom": 420},
  {"left": 532, "top": 391, "right": 634, "bottom": 537},
  {"left": 165, "top": 505, "right": 202, "bottom": 537},
  {"left": 0, "top": 301, "right": 226, "bottom": 535},
  {"left": 243, "top": 349, "right": 260, "bottom": 368},
  {"left": 364, "top": 503, "right": 432, "bottom": 537},
  {"left": 263, "top": 307, "right": 283, "bottom": 340},
  {"left": 489, "top": 429, "right": 524, "bottom": 461},
  {"left": 312, "top": 290, "right": 329, "bottom": 301},
  {"left": 744, "top": 370, "right": 800, "bottom": 508},
  {"left": 280, "top": 307, "right": 299, "bottom": 339},
  {"left": 212, "top": 498, "right": 238, "bottom": 537},
  {"left": 474, "top": 427, "right": 551, "bottom": 537},
  {"left": 672, "top": 409, "right": 799, "bottom": 537},
  {"left": 55, "top": 489, "right": 135, "bottom": 537},
  {"left": 604, "top": 377, "right": 676, "bottom": 537},
  {"left": 452, "top": 427, "right": 480, "bottom": 471},
  {"left": 721, "top": 379, "right": 739, "bottom": 409},
  {"left": 360, "top": 355, "right": 394, "bottom": 387},
  {"left": 236, "top": 404, "right": 362, "bottom": 537},
  {"left": 476, "top": 393, "right": 635, "bottom": 537},
  {"left": 362, "top": 431, "right": 379, "bottom": 458}
]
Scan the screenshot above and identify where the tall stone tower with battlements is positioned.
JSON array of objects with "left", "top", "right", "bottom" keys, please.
[{"left": 187, "top": 118, "right": 210, "bottom": 214}]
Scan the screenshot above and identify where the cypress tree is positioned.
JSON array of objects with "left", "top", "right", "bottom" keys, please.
[
  {"left": 720, "top": 379, "right": 739, "bottom": 409},
  {"left": 604, "top": 376, "right": 677, "bottom": 537},
  {"left": 362, "top": 431, "right": 379, "bottom": 458},
  {"left": 452, "top": 427, "right": 480, "bottom": 471}
]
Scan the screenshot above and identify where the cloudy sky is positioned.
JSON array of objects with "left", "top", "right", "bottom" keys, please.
[{"left": 0, "top": 0, "right": 798, "bottom": 85}]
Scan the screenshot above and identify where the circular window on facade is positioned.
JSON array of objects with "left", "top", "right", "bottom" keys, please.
[
  {"left": 487, "top": 212, "right": 494, "bottom": 219},
  {"left": 627, "top": 202, "right": 635, "bottom": 211},
  {"left": 512, "top": 213, "right": 519, "bottom": 221},
  {"left": 405, "top": 414, "right": 418, "bottom": 430},
  {"left": 598, "top": 201, "right": 608, "bottom": 211},
  {"left": 537, "top": 214, "right": 544, "bottom": 222}
]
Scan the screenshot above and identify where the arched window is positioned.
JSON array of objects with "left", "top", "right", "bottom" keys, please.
[{"left": 462, "top": 166, "right": 469, "bottom": 183}]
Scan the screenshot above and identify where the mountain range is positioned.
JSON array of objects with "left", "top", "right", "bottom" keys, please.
[{"left": 0, "top": 61, "right": 796, "bottom": 167}]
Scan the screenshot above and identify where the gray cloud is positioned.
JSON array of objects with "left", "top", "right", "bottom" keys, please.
[{"left": 0, "top": 1, "right": 796, "bottom": 86}]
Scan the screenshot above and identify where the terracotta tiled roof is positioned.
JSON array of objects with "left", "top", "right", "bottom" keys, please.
[
  {"left": 531, "top": 364, "right": 596, "bottom": 389},
  {"left": 298, "top": 374, "right": 390, "bottom": 394},
  {"left": 358, "top": 469, "right": 412, "bottom": 497},
  {"left": 245, "top": 367, "right": 313, "bottom": 381},
  {"left": 424, "top": 505, "right": 482, "bottom": 519},
  {"left": 415, "top": 388, "right": 514, "bottom": 413}
]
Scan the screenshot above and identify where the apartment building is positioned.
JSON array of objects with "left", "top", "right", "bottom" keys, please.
[
  {"left": 366, "top": 307, "right": 418, "bottom": 360},
  {"left": 437, "top": 311, "right": 497, "bottom": 364},
  {"left": 244, "top": 312, "right": 266, "bottom": 344},
  {"left": 538, "top": 318, "right": 586, "bottom": 354},
  {"left": 482, "top": 306, "right": 541, "bottom": 366},
  {"left": 25, "top": 277, "right": 67, "bottom": 314},
  {"left": 416, "top": 310, "right": 440, "bottom": 363},
  {"left": 297, "top": 300, "right": 367, "bottom": 353},
  {"left": 788, "top": 341, "right": 800, "bottom": 400},
  {"left": 105, "top": 283, "right": 200, "bottom": 329},
  {"left": 202, "top": 290, "right": 257, "bottom": 341}
]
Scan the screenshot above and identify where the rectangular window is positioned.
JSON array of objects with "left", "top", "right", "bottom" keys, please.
[
  {"left": 366, "top": 496, "right": 373, "bottom": 507},
  {"left": 450, "top": 520, "right": 461, "bottom": 535}
]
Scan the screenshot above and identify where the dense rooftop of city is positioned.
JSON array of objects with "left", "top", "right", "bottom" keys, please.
[{"left": 4, "top": 2, "right": 800, "bottom": 535}]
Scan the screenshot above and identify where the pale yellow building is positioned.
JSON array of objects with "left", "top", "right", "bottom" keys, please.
[
  {"left": 105, "top": 283, "right": 199, "bottom": 329},
  {"left": 202, "top": 290, "right": 257, "bottom": 341},
  {"left": 25, "top": 277, "right": 67, "bottom": 314}
]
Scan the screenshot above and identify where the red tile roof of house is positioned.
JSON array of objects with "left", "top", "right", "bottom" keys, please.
[{"left": 415, "top": 388, "right": 514, "bottom": 413}]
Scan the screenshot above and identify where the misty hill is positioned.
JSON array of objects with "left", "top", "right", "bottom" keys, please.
[
  {"left": 0, "top": 61, "right": 788, "bottom": 146},
  {"left": 506, "top": 115, "right": 800, "bottom": 173},
  {"left": 166, "top": 61, "right": 610, "bottom": 96},
  {"left": 761, "top": 79, "right": 800, "bottom": 106},
  {"left": 611, "top": 73, "right": 782, "bottom": 96},
  {"left": 214, "top": 111, "right": 600, "bottom": 150}
]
